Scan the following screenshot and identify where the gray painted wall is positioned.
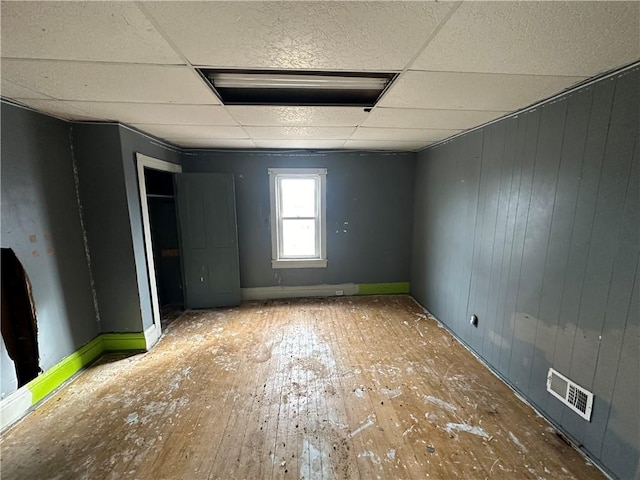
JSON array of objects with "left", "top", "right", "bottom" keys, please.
[
  {"left": 411, "top": 67, "right": 639, "bottom": 479},
  {"left": 183, "top": 151, "right": 415, "bottom": 288},
  {"left": 0, "top": 103, "right": 98, "bottom": 398},
  {"left": 118, "top": 126, "right": 181, "bottom": 330},
  {"left": 72, "top": 124, "right": 181, "bottom": 332},
  {"left": 72, "top": 123, "right": 142, "bottom": 333}
]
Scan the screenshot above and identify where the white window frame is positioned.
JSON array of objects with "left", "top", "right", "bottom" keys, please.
[{"left": 269, "top": 168, "right": 327, "bottom": 269}]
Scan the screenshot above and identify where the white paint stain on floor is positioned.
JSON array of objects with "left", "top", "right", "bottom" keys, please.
[
  {"left": 125, "top": 412, "right": 138, "bottom": 425},
  {"left": 358, "top": 450, "right": 381, "bottom": 465},
  {"left": 444, "top": 422, "right": 489, "bottom": 439},
  {"left": 424, "top": 395, "right": 457, "bottom": 412},
  {"left": 349, "top": 413, "right": 376, "bottom": 439},
  {"left": 380, "top": 387, "right": 402, "bottom": 399},
  {"left": 508, "top": 431, "right": 528, "bottom": 453},
  {"left": 169, "top": 366, "right": 192, "bottom": 391},
  {"left": 300, "top": 437, "right": 326, "bottom": 480}
]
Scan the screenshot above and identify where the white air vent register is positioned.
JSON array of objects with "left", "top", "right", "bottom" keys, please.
[{"left": 547, "top": 368, "right": 594, "bottom": 421}]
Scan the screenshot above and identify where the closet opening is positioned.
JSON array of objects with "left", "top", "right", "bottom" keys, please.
[{"left": 144, "top": 168, "right": 183, "bottom": 329}]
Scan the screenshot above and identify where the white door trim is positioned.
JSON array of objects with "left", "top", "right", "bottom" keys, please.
[{"left": 136, "top": 153, "right": 182, "bottom": 349}]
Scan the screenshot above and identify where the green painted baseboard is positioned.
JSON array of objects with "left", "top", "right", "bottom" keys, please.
[
  {"left": 102, "top": 333, "right": 147, "bottom": 352},
  {"left": 27, "top": 332, "right": 146, "bottom": 405},
  {"left": 357, "top": 282, "right": 410, "bottom": 295}
]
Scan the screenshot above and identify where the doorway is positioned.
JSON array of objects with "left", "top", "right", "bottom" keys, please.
[
  {"left": 145, "top": 168, "right": 183, "bottom": 329},
  {"left": 136, "top": 154, "right": 182, "bottom": 346}
]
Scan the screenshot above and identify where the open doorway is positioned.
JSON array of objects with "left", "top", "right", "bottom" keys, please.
[
  {"left": 145, "top": 168, "right": 183, "bottom": 329},
  {"left": 136, "top": 153, "right": 183, "bottom": 347},
  {"left": 1, "top": 248, "right": 40, "bottom": 387}
]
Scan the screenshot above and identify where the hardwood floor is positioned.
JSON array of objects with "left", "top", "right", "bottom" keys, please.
[{"left": 0, "top": 296, "right": 604, "bottom": 479}]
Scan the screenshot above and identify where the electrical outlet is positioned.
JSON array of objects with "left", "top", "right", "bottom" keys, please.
[{"left": 335, "top": 290, "right": 344, "bottom": 296}]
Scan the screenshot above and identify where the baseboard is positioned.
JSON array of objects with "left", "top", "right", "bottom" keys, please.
[
  {"left": 241, "top": 282, "right": 410, "bottom": 301},
  {"left": 0, "top": 332, "right": 146, "bottom": 432},
  {"left": 242, "top": 283, "right": 359, "bottom": 300},
  {"left": 144, "top": 323, "right": 161, "bottom": 349},
  {"left": 357, "top": 282, "right": 410, "bottom": 295},
  {"left": 28, "top": 335, "right": 105, "bottom": 405},
  {"left": 102, "top": 332, "right": 147, "bottom": 352},
  {"left": 0, "top": 386, "right": 32, "bottom": 435}
]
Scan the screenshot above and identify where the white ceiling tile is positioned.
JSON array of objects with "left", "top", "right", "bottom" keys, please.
[
  {"left": 351, "top": 127, "right": 459, "bottom": 143},
  {"left": 133, "top": 124, "right": 248, "bottom": 140},
  {"left": 344, "top": 140, "right": 430, "bottom": 151},
  {"left": 1, "top": 2, "right": 182, "bottom": 64},
  {"left": 1, "top": 60, "right": 219, "bottom": 104},
  {"left": 379, "top": 71, "right": 586, "bottom": 111},
  {"left": 62, "top": 102, "right": 237, "bottom": 126},
  {"left": 363, "top": 108, "right": 507, "bottom": 130},
  {"left": 253, "top": 139, "right": 346, "bottom": 150},
  {"left": 7, "top": 98, "right": 99, "bottom": 121},
  {"left": 142, "top": 1, "right": 452, "bottom": 70},
  {"left": 228, "top": 106, "right": 368, "bottom": 127},
  {"left": 1, "top": 79, "right": 51, "bottom": 100},
  {"left": 168, "top": 138, "right": 257, "bottom": 149},
  {"left": 245, "top": 126, "right": 355, "bottom": 140},
  {"left": 412, "top": 2, "right": 640, "bottom": 76}
]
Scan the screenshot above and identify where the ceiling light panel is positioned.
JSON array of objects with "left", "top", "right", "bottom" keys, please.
[
  {"left": 228, "top": 106, "right": 368, "bottom": 127},
  {"left": 199, "top": 70, "right": 395, "bottom": 106},
  {"left": 141, "top": 1, "right": 453, "bottom": 70},
  {"left": 379, "top": 71, "right": 586, "bottom": 111},
  {"left": 412, "top": 2, "right": 640, "bottom": 77},
  {"left": 1, "top": 61, "right": 219, "bottom": 104},
  {"left": 0, "top": 2, "right": 182, "bottom": 64}
]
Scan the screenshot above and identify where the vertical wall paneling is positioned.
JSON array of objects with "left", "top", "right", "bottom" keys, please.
[
  {"left": 562, "top": 69, "right": 637, "bottom": 444},
  {"left": 528, "top": 88, "right": 591, "bottom": 410},
  {"left": 498, "top": 109, "right": 540, "bottom": 376},
  {"left": 600, "top": 259, "right": 639, "bottom": 480},
  {"left": 512, "top": 99, "right": 567, "bottom": 397},
  {"left": 411, "top": 67, "right": 639, "bottom": 479},
  {"left": 484, "top": 117, "right": 518, "bottom": 367},
  {"left": 494, "top": 116, "right": 528, "bottom": 376},
  {"left": 547, "top": 77, "right": 616, "bottom": 423}
]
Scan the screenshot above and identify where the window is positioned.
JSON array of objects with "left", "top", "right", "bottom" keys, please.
[{"left": 269, "top": 168, "right": 327, "bottom": 268}]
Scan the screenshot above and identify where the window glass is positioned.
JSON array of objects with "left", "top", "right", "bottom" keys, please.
[
  {"left": 282, "top": 219, "right": 316, "bottom": 256},
  {"left": 269, "top": 168, "right": 327, "bottom": 269},
  {"left": 280, "top": 178, "right": 316, "bottom": 218}
]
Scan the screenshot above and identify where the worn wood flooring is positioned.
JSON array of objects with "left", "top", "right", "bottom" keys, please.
[{"left": 0, "top": 295, "right": 604, "bottom": 479}]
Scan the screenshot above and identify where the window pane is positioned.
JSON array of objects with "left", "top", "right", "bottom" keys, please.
[
  {"left": 280, "top": 178, "right": 316, "bottom": 217},
  {"left": 282, "top": 219, "right": 316, "bottom": 256}
]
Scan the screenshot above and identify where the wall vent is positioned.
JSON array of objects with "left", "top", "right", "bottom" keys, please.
[{"left": 546, "top": 368, "right": 594, "bottom": 421}]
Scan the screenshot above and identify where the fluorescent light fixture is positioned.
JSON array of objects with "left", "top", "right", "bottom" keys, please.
[
  {"left": 198, "top": 69, "right": 396, "bottom": 106},
  {"left": 212, "top": 73, "right": 388, "bottom": 90}
]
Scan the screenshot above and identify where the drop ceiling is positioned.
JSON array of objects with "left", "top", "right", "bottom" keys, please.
[{"left": 1, "top": 1, "right": 638, "bottom": 152}]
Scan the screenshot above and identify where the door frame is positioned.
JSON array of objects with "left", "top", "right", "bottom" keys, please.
[{"left": 136, "top": 153, "right": 182, "bottom": 348}]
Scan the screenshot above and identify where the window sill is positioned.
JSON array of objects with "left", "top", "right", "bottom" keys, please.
[{"left": 271, "top": 258, "right": 327, "bottom": 269}]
